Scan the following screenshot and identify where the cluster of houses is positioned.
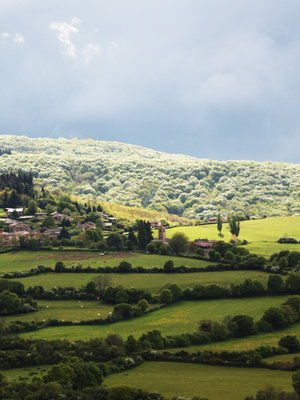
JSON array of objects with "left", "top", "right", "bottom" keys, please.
[
  {"left": 0, "top": 208, "right": 116, "bottom": 247},
  {"left": 0, "top": 209, "right": 72, "bottom": 246}
]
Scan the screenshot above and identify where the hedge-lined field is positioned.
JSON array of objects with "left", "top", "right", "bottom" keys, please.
[
  {"left": 167, "top": 216, "right": 300, "bottom": 242},
  {"left": 165, "top": 323, "right": 300, "bottom": 353},
  {"left": 14, "top": 270, "right": 271, "bottom": 292},
  {"left": 2, "top": 365, "right": 53, "bottom": 382},
  {"left": 20, "top": 296, "right": 289, "bottom": 341},
  {"left": 104, "top": 361, "right": 293, "bottom": 400},
  {"left": 1, "top": 300, "right": 113, "bottom": 324},
  {"left": 167, "top": 216, "right": 300, "bottom": 257},
  {"left": 0, "top": 251, "right": 214, "bottom": 274}
]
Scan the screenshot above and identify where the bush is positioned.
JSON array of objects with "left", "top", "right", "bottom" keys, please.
[{"left": 279, "top": 336, "right": 300, "bottom": 353}]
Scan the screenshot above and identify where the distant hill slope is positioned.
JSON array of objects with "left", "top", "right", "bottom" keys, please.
[{"left": 0, "top": 135, "right": 299, "bottom": 219}]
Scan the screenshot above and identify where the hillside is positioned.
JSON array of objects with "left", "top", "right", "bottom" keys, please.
[{"left": 0, "top": 135, "right": 299, "bottom": 219}]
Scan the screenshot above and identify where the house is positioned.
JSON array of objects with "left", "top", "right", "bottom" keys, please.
[
  {"left": 207, "top": 217, "right": 218, "bottom": 224},
  {"left": 77, "top": 222, "right": 96, "bottom": 231},
  {"left": 0, "top": 230, "right": 39, "bottom": 246},
  {"left": 35, "top": 212, "right": 47, "bottom": 220},
  {"left": 149, "top": 221, "right": 162, "bottom": 228},
  {"left": 103, "top": 222, "right": 112, "bottom": 229},
  {"left": 41, "top": 228, "right": 62, "bottom": 240},
  {"left": 9, "top": 222, "right": 32, "bottom": 232},
  {"left": 51, "top": 211, "right": 72, "bottom": 222},
  {"left": 193, "top": 238, "right": 218, "bottom": 249},
  {"left": 5, "top": 208, "right": 24, "bottom": 216},
  {"left": 19, "top": 215, "right": 35, "bottom": 220},
  {"left": 0, "top": 218, "right": 17, "bottom": 224}
]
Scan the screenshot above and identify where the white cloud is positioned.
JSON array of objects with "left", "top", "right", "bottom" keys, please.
[
  {"left": 81, "top": 43, "right": 100, "bottom": 63},
  {"left": 50, "top": 17, "right": 99, "bottom": 63},
  {"left": 13, "top": 33, "right": 24, "bottom": 43},
  {"left": 50, "top": 17, "right": 80, "bottom": 57},
  {"left": 1, "top": 31, "right": 24, "bottom": 44}
]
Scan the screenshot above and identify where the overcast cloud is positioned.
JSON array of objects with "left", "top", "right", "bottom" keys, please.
[{"left": 0, "top": 0, "right": 300, "bottom": 162}]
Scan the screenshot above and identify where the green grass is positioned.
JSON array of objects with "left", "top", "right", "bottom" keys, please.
[
  {"left": 165, "top": 323, "right": 300, "bottom": 353},
  {"left": 167, "top": 216, "right": 300, "bottom": 257},
  {"left": 244, "top": 242, "right": 300, "bottom": 257},
  {"left": 14, "top": 270, "right": 271, "bottom": 293},
  {"left": 1, "top": 300, "right": 113, "bottom": 324},
  {"left": 2, "top": 365, "right": 53, "bottom": 382},
  {"left": 104, "top": 361, "right": 293, "bottom": 400},
  {"left": 0, "top": 251, "right": 214, "bottom": 274},
  {"left": 263, "top": 353, "right": 300, "bottom": 364},
  {"left": 20, "top": 296, "right": 289, "bottom": 341}
]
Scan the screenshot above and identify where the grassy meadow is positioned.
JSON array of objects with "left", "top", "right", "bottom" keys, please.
[
  {"left": 1, "top": 300, "right": 113, "bottom": 324},
  {"left": 263, "top": 353, "right": 300, "bottom": 364},
  {"left": 2, "top": 365, "right": 53, "bottom": 382},
  {"left": 165, "top": 322, "right": 300, "bottom": 353},
  {"left": 20, "top": 296, "right": 289, "bottom": 341},
  {"left": 14, "top": 270, "right": 271, "bottom": 292},
  {"left": 104, "top": 361, "right": 293, "bottom": 400},
  {"left": 0, "top": 251, "right": 214, "bottom": 274},
  {"left": 167, "top": 216, "right": 300, "bottom": 257}
]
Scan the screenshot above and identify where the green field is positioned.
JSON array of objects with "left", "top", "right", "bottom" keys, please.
[
  {"left": 165, "top": 322, "right": 300, "bottom": 353},
  {"left": 14, "top": 270, "right": 271, "bottom": 293},
  {"left": 104, "top": 361, "right": 293, "bottom": 400},
  {"left": 2, "top": 365, "right": 52, "bottom": 382},
  {"left": 167, "top": 216, "right": 300, "bottom": 257},
  {"left": 0, "top": 251, "right": 213, "bottom": 274},
  {"left": 1, "top": 300, "right": 113, "bottom": 324},
  {"left": 263, "top": 353, "right": 300, "bottom": 364},
  {"left": 20, "top": 296, "right": 289, "bottom": 341}
]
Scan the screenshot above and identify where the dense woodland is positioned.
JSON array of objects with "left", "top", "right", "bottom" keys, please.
[{"left": 0, "top": 135, "right": 299, "bottom": 219}]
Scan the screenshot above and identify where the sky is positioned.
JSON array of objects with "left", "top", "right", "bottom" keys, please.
[{"left": 0, "top": 0, "right": 300, "bottom": 162}]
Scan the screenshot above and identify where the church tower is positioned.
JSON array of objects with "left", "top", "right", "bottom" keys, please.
[{"left": 158, "top": 225, "right": 166, "bottom": 242}]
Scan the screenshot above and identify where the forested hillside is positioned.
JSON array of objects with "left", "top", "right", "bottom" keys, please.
[{"left": 0, "top": 135, "right": 299, "bottom": 219}]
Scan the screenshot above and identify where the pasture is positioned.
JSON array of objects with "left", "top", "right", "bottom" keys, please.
[
  {"left": 20, "top": 296, "right": 289, "bottom": 341},
  {"left": 1, "top": 300, "right": 113, "bottom": 324},
  {"left": 166, "top": 323, "right": 300, "bottom": 353},
  {"left": 167, "top": 216, "right": 300, "bottom": 257},
  {"left": 263, "top": 353, "right": 300, "bottom": 364},
  {"left": 15, "top": 270, "right": 271, "bottom": 293},
  {"left": 0, "top": 251, "right": 213, "bottom": 274},
  {"left": 2, "top": 365, "right": 52, "bottom": 382},
  {"left": 104, "top": 361, "right": 293, "bottom": 400}
]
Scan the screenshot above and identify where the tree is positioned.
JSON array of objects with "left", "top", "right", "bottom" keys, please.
[
  {"left": 7, "top": 189, "right": 19, "bottom": 207},
  {"left": 279, "top": 335, "right": 300, "bottom": 353},
  {"left": 107, "top": 233, "right": 124, "bottom": 250},
  {"left": 262, "top": 307, "right": 288, "bottom": 330},
  {"left": 224, "top": 250, "right": 235, "bottom": 262},
  {"left": 169, "top": 232, "right": 188, "bottom": 255},
  {"left": 58, "top": 226, "right": 70, "bottom": 239},
  {"left": 168, "top": 283, "right": 183, "bottom": 301},
  {"left": 137, "top": 220, "right": 148, "bottom": 249},
  {"left": 160, "top": 289, "right": 173, "bottom": 303},
  {"left": 42, "top": 216, "right": 56, "bottom": 229},
  {"left": 137, "top": 298, "right": 149, "bottom": 312},
  {"left": 92, "top": 275, "right": 112, "bottom": 298},
  {"left": 228, "top": 216, "right": 240, "bottom": 239},
  {"left": 55, "top": 261, "right": 65, "bottom": 272},
  {"left": 217, "top": 213, "right": 222, "bottom": 235},
  {"left": 292, "top": 371, "right": 300, "bottom": 395},
  {"left": 118, "top": 261, "right": 132, "bottom": 272},
  {"left": 230, "top": 315, "right": 255, "bottom": 337},
  {"left": 26, "top": 200, "right": 38, "bottom": 215},
  {"left": 164, "top": 260, "right": 174, "bottom": 272},
  {"left": 115, "top": 290, "right": 129, "bottom": 303},
  {"left": 267, "top": 275, "right": 284, "bottom": 294}
]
